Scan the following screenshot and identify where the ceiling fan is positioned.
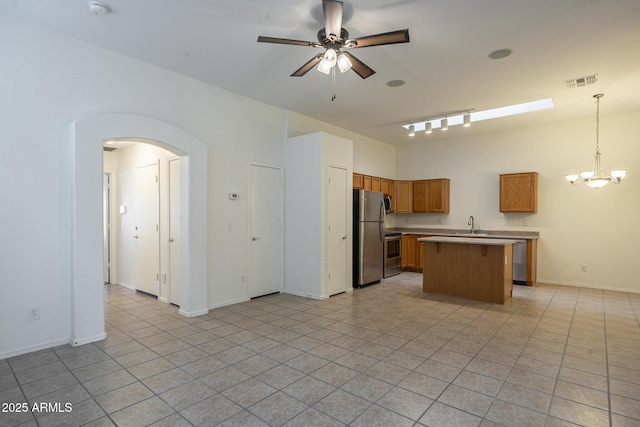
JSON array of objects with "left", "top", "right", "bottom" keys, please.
[{"left": 257, "top": 0, "right": 410, "bottom": 79}]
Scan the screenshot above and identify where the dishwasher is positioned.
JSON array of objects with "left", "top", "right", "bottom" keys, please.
[{"left": 513, "top": 240, "right": 527, "bottom": 284}]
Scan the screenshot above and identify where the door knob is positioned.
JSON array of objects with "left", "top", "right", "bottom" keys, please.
[
  {"left": 133, "top": 235, "right": 139, "bottom": 239},
  {"left": 169, "top": 237, "right": 174, "bottom": 242},
  {"left": 251, "top": 236, "right": 260, "bottom": 241},
  {"left": 342, "top": 235, "right": 347, "bottom": 240}
]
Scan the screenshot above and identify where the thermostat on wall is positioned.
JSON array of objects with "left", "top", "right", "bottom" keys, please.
[{"left": 229, "top": 193, "right": 239, "bottom": 200}]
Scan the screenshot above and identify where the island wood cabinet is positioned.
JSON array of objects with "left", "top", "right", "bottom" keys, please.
[
  {"left": 500, "top": 172, "right": 538, "bottom": 213},
  {"left": 421, "top": 238, "right": 514, "bottom": 304},
  {"left": 413, "top": 179, "right": 450, "bottom": 213}
]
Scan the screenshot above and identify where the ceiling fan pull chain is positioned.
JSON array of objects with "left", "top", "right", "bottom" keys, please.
[{"left": 331, "top": 66, "right": 336, "bottom": 101}]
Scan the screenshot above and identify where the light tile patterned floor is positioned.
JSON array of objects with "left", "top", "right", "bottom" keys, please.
[{"left": 2, "top": 273, "right": 640, "bottom": 426}]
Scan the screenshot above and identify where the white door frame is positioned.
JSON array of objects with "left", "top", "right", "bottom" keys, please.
[{"left": 69, "top": 113, "right": 208, "bottom": 347}]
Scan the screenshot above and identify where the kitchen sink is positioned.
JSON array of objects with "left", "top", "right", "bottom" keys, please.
[{"left": 454, "top": 233, "right": 489, "bottom": 237}]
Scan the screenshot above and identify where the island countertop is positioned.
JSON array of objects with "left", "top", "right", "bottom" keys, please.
[
  {"left": 418, "top": 236, "right": 519, "bottom": 246},
  {"left": 386, "top": 227, "right": 538, "bottom": 240}
]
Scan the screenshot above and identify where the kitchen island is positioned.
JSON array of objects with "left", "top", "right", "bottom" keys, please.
[{"left": 418, "top": 236, "right": 517, "bottom": 304}]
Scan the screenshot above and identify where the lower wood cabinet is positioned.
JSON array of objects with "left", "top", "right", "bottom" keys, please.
[{"left": 402, "top": 234, "right": 426, "bottom": 272}]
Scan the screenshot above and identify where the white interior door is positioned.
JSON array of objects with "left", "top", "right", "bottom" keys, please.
[
  {"left": 168, "top": 158, "right": 181, "bottom": 305},
  {"left": 327, "top": 165, "right": 348, "bottom": 296},
  {"left": 249, "top": 164, "right": 283, "bottom": 298},
  {"left": 133, "top": 162, "right": 160, "bottom": 296}
]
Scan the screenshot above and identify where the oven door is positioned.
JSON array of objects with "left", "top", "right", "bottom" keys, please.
[{"left": 384, "top": 236, "right": 402, "bottom": 277}]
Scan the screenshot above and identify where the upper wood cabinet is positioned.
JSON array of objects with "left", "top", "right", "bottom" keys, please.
[
  {"left": 363, "top": 175, "right": 372, "bottom": 190},
  {"left": 413, "top": 180, "right": 428, "bottom": 213},
  {"left": 371, "top": 176, "right": 381, "bottom": 192},
  {"left": 353, "top": 173, "right": 364, "bottom": 190},
  {"left": 395, "top": 181, "right": 413, "bottom": 213},
  {"left": 380, "top": 179, "right": 391, "bottom": 195},
  {"left": 412, "top": 179, "right": 450, "bottom": 213},
  {"left": 428, "top": 179, "right": 450, "bottom": 213},
  {"left": 500, "top": 172, "right": 538, "bottom": 213}
]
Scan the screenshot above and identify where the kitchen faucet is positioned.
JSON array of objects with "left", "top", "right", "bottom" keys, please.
[{"left": 468, "top": 215, "right": 476, "bottom": 234}]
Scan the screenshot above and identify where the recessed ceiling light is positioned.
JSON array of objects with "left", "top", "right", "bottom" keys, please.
[
  {"left": 488, "top": 48, "right": 512, "bottom": 59},
  {"left": 387, "top": 80, "right": 406, "bottom": 87},
  {"left": 89, "top": 1, "right": 109, "bottom": 16}
]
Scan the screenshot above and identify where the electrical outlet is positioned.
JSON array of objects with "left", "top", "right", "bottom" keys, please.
[
  {"left": 29, "top": 307, "right": 40, "bottom": 321},
  {"left": 581, "top": 264, "right": 587, "bottom": 272},
  {"left": 523, "top": 219, "right": 528, "bottom": 226},
  {"left": 241, "top": 274, "right": 246, "bottom": 283},
  {"left": 506, "top": 219, "right": 511, "bottom": 226}
]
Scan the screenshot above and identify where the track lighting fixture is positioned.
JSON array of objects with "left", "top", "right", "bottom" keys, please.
[{"left": 402, "top": 98, "right": 554, "bottom": 137}]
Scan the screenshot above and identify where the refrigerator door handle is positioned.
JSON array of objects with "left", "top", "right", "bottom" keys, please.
[{"left": 379, "top": 201, "right": 385, "bottom": 241}]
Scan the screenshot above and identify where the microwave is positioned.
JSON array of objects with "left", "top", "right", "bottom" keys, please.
[{"left": 383, "top": 194, "right": 392, "bottom": 214}]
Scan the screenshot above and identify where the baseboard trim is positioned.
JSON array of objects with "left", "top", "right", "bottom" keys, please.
[
  {"left": 282, "top": 289, "right": 325, "bottom": 300},
  {"left": 0, "top": 338, "right": 70, "bottom": 360},
  {"left": 178, "top": 308, "right": 209, "bottom": 318},
  {"left": 70, "top": 332, "right": 107, "bottom": 347},
  {"left": 208, "top": 297, "right": 250, "bottom": 310}
]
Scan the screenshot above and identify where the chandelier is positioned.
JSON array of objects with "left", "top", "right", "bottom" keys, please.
[{"left": 565, "top": 94, "right": 626, "bottom": 188}]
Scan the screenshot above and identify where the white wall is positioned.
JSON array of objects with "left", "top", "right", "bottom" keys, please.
[
  {"left": 396, "top": 113, "right": 640, "bottom": 292},
  {"left": 0, "top": 16, "right": 285, "bottom": 358},
  {"left": 284, "top": 132, "right": 353, "bottom": 299}
]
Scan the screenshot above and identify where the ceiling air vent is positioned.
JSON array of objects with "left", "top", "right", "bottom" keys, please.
[{"left": 564, "top": 74, "right": 598, "bottom": 89}]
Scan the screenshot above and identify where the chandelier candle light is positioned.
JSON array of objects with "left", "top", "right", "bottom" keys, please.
[{"left": 565, "top": 94, "right": 626, "bottom": 188}]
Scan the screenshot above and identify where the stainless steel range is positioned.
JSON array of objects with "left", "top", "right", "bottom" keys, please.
[{"left": 384, "top": 232, "right": 402, "bottom": 278}]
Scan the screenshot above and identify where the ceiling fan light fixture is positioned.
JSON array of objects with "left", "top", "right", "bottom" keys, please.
[
  {"left": 317, "top": 49, "right": 337, "bottom": 74},
  {"left": 337, "top": 52, "right": 352, "bottom": 73}
]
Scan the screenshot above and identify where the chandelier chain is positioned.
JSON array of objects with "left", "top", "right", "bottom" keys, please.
[{"left": 595, "top": 95, "right": 600, "bottom": 152}]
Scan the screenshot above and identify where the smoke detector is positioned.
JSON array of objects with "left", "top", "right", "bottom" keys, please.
[
  {"left": 564, "top": 74, "right": 598, "bottom": 89},
  {"left": 89, "top": 1, "right": 109, "bottom": 16}
]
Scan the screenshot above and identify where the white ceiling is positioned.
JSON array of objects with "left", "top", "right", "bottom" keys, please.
[{"left": 3, "top": 0, "right": 640, "bottom": 145}]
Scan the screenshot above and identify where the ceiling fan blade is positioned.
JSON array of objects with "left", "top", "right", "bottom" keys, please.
[
  {"left": 291, "top": 53, "right": 325, "bottom": 77},
  {"left": 257, "top": 36, "right": 319, "bottom": 47},
  {"left": 348, "top": 29, "right": 410, "bottom": 48},
  {"left": 323, "top": 0, "right": 344, "bottom": 41},
  {"left": 341, "top": 51, "right": 375, "bottom": 79}
]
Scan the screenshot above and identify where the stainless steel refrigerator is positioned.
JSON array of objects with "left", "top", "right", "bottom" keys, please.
[{"left": 353, "top": 189, "right": 385, "bottom": 287}]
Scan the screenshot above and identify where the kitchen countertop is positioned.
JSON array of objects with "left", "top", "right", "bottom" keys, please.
[
  {"left": 386, "top": 227, "right": 539, "bottom": 240},
  {"left": 418, "top": 236, "right": 519, "bottom": 246}
]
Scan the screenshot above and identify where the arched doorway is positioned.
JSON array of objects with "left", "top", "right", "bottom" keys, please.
[{"left": 69, "top": 114, "right": 208, "bottom": 346}]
